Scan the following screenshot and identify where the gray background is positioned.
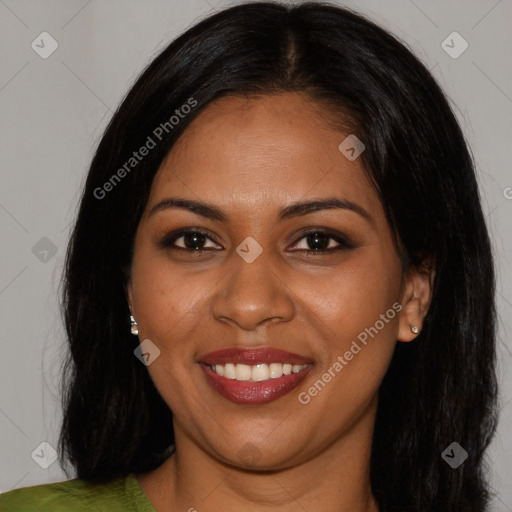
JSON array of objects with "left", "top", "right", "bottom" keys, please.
[{"left": 0, "top": 0, "right": 511, "bottom": 508}]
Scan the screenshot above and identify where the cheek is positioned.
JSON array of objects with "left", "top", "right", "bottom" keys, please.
[
  {"left": 131, "top": 250, "right": 209, "bottom": 347},
  {"left": 295, "top": 250, "right": 401, "bottom": 337},
  {"left": 292, "top": 248, "right": 401, "bottom": 400},
  {"left": 296, "top": 270, "right": 399, "bottom": 424}
]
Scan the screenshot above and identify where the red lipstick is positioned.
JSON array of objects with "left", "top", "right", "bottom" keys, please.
[
  {"left": 198, "top": 348, "right": 313, "bottom": 405},
  {"left": 199, "top": 347, "right": 311, "bottom": 366}
]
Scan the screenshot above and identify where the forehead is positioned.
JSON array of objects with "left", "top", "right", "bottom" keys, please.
[{"left": 146, "top": 93, "right": 380, "bottom": 221}]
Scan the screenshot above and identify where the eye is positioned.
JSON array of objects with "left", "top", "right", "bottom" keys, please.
[
  {"left": 158, "top": 228, "right": 355, "bottom": 254},
  {"left": 289, "top": 229, "right": 355, "bottom": 253},
  {"left": 158, "top": 228, "right": 222, "bottom": 251}
]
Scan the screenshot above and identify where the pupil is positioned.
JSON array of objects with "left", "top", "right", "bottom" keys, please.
[
  {"left": 182, "top": 232, "right": 329, "bottom": 251},
  {"left": 184, "top": 232, "right": 205, "bottom": 250},
  {"left": 307, "top": 232, "right": 328, "bottom": 250}
]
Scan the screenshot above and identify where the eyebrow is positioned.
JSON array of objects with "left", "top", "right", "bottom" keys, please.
[{"left": 148, "top": 196, "right": 373, "bottom": 224}]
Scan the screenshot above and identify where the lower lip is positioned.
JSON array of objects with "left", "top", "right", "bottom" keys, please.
[{"left": 199, "top": 363, "right": 312, "bottom": 405}]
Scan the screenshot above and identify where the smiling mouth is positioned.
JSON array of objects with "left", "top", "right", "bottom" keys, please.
[
  {"left": 198, "top": 347, "right": 313, "bottom": 405},
  {"left": 209, "top": 362, "right": 308, "bottom": 381}
]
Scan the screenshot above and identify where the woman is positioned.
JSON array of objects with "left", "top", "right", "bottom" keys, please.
[{"left": 0, "top": 2, "right": 498, "bottom": 511}]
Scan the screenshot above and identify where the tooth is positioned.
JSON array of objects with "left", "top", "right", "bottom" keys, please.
[
  {"left": 224, "top": 363, "right": 236, "bottom": 379},
  {"left": 252, "top": 364, "right": 269, "bottom": 381},
  {"left": 210, "top": 362, "right": 308, "bottom": 381},
  {"left": 269, "top": 363, "right": 283, "bottom": 379},
  {"left": 235, "top": 364, "right": 252, "bottom": 381}
]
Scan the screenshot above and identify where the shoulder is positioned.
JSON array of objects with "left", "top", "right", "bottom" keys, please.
[{"left": 0, "top": 475, "right": 146, "bottom": 511}]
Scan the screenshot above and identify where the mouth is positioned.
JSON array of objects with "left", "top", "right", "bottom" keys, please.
[{"left": 198, "top": 348, "right": 313, "bottom": 405}]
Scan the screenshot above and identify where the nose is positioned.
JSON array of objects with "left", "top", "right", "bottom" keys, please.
[{"left": 211, "top": 249, "right": 295, "bottom": 331}]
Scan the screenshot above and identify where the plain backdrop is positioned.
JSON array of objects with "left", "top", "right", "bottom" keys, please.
[{"left": 0, "top": 0, "right": 511, "bottom": 508}]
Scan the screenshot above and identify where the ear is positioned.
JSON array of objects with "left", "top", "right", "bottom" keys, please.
[{"left": 397, "top": 266, "right": 435, "bottom": 342}]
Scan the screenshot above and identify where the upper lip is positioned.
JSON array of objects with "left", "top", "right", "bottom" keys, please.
[{"left": 198, "top": 347, "right": 312, "bottom": 366}]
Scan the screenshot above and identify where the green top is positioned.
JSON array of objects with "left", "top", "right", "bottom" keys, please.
[{"left": 0, "top": 474, "right": 156, "bottom": 511}]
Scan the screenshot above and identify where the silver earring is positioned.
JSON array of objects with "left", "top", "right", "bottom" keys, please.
[
  {"left": 411, "top": 326, "right": 419, "bottom": 334},
  {"left": 130, "top": 315, "right": 139, "bottom": 336}
]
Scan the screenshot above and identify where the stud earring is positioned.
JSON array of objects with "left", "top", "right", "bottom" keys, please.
[
  {"left": 411, "top": 325, "right": 419, "bottom": 334},
  {"left": 130, "top": 315, "right": 139, "bottom": 336}
]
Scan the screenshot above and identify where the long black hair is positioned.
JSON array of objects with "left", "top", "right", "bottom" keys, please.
[{"left": 59, "top": 3, "right": 498, "bottom": 510}]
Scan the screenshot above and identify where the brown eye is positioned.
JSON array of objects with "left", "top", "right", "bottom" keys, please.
[
  {"left": 290, "top": 229, "right": 355, "bottom": 253},
  {"left": 159, "top": 229, "right": 222, "bottom": 251}
]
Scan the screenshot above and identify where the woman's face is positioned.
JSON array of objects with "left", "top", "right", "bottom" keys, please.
[{"left": 127, "top": 92, "right": 424, "bottom": 469}]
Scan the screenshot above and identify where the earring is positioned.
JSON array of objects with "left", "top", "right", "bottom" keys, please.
[
  {"left": 130, "top": 315, "right": 139, "bottom": 336},
  {"left": 411, "top": 325, "right": 419, "bottom": 334}
]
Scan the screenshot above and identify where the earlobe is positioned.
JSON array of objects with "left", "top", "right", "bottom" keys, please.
[
  {"left": 397, "top": 268, "right": 434, "bottom": 342},
  {"left": 125, "top": 279, "right": 140, "bottom": 336}
]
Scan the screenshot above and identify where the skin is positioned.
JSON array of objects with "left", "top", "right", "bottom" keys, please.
[{"left": 126, "top": 92, "right": 433, "bottom": 512}]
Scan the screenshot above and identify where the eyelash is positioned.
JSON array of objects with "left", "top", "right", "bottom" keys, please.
[{"left": 158, "top": 228, "right": 355, "bottom": 255}]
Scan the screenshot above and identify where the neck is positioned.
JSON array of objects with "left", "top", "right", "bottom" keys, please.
[{"left": 137, "top": 398, "right": 380, "bottom": 512}]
